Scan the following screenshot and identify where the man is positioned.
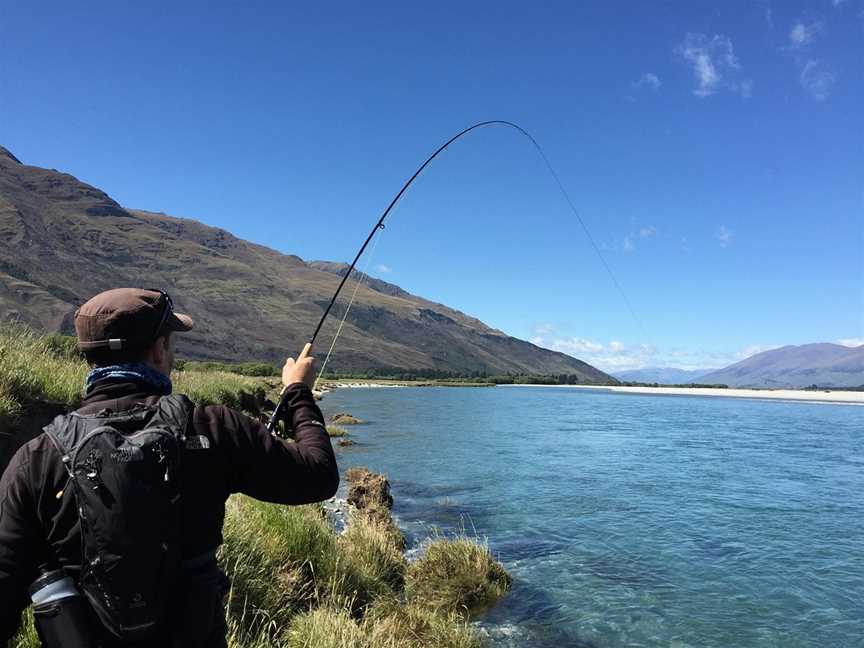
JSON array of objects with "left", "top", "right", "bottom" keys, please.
[{"left": 0, "top": 288, "right": 339, "bottom": 646}]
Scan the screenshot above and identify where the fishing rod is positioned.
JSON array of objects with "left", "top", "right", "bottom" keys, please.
[{"left": 266, "top": 119, "right": 645, "bottom": 432}]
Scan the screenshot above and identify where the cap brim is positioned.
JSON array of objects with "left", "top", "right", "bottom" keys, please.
[{"left": 167, "top": 312, "right": 194, "bottom": 332}]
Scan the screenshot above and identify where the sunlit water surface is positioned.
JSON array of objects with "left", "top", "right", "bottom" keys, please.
[{"left": 323, "top": 386, "right": 863, "bottom": 647}]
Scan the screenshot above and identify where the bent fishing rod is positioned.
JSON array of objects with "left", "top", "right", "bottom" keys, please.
[{"left": 266, "top": 119, "right": 644, "bottom": 432}]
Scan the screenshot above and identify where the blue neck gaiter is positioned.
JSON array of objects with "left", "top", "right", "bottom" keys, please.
[{"left": 85, "top": 363, "right": 173, "bottom": 396}]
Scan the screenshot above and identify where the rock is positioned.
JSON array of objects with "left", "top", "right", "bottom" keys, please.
[
  {"left": 337, "top": 438, "right": 355, "bottom": 447},
  {"left": 329, "top": 412, "right": 364, "bottom": 425},
  {"left": 326, "top": 425, "right": 348, "bottom": 437},
  {"left": 345, "top": 467, "right": 393, "bottom": 510},
  {"left": 345, "top": 467, "right": 405, "bottom": 550}
]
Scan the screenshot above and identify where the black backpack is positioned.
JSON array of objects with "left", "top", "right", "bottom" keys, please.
[{"left": 43, "top": 395, "right": 193, "bottom": 643}]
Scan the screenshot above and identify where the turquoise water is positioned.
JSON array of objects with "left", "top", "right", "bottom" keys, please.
[{"left": 323, "top": 386, "right": 863, "bottom": 647}]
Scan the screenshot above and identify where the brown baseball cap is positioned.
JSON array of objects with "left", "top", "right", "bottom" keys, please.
[{"left": 75, "top": 288, "right": 194, "bottom": 352}]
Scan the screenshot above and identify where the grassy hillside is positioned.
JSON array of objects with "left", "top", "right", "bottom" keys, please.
[
  {"left": 3, "top": 326, "right": 510, "bottom": 647},
  {"left": 0, "top": 146, "right": 615, "bottom": 383}
]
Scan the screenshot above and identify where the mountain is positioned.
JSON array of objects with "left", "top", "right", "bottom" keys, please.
[
  {"left": 308, "top": 261, "right": 413, "bottom": 300},
  {"left": 0, "top": 146, "right": 615, "bottom": 382},
  {"left": 614, "top": 367, "right": 712, "bottom": 384},
  {"left": 698, "top": 344, "right": 864, "bottom": 388}
]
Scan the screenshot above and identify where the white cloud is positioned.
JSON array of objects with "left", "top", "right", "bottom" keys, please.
[
  {"left": 676, "top": 33, "right": 752, "bottom": 98},
  {"left": 832, "top": 0, "right": 847, "bottom": 6},
  {"left": 632, "top": 72, "right": 661, "bottom": 91},
  {"left": 375, "top": 264, "right": 392, "bottom": 274},
  {"left": 639, "top": 226, "right": 657, "bottom": 238},
  {"left": 799, "top": 59, "right": 835, "bottom": 101},
  {"left": 623, "top": 236, "right": 635, "bottom": 252},
  {"left": 837, "top": 337, "right": 864, "bottom": 347},
  {"left": 528, "top": 335, "right": 755, "bottom": 372},
  {"left": 789, "top": 21, "right": 822, "bottom": 48},
  {"left": 716, "top": 225, "right": 734, "bottom": 247}
]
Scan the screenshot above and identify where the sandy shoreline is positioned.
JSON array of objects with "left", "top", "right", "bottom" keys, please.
[{"left": 504, "top": 384, "right": 864, "bottom": 404}]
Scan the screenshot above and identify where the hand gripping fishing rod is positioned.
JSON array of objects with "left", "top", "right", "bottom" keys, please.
[{"left": 266, "top": 119, "right": 645, "bottom": 433}]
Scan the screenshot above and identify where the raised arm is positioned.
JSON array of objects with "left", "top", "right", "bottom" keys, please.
[{"left": 217, "top": 383, "right": 339, "bottom": 504}]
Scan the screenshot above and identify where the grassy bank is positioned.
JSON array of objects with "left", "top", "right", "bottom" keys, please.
[
  {"left": 0, "top": 325, "right": 271, "bottom": 436},
  {"left": 3, "top": 325, "right": 510, "bottom": 647}
]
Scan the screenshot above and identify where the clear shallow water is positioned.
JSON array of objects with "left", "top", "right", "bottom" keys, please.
[{"left": 323, "top": 386, "right": 863, "bottom": 648}]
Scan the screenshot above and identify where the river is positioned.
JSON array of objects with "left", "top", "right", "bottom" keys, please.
[{"left": 323, "top": 385, "right": 863, "bottom": 647}]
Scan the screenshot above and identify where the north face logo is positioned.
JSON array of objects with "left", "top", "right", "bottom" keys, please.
[
  {"left": 185, "top": 435, "right": 211, "bottom": 450},
  {"left": 111, "top": 446, "right": 144, "bottom": 463}
]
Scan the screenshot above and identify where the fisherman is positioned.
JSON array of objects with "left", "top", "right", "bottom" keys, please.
[{"left": 0, "top": 288, "right": 339, "bottom": 646}]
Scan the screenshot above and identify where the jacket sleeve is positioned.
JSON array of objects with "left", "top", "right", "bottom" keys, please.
[
  {"left": 0, "top": 446, "right": 40, "bottom": 643},
  {"left": 217, "top": 383, "right": 339, "bottom": 504}
]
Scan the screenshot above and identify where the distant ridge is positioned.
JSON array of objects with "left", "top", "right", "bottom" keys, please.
[
  {"left": 0, "top": 146, "right": 615, "bottom": 382},
  {"left": 615, "top": 367, "right": 712, "bottom": 384},
  {"left": 0, "top": 146, "right": 21, "bottom": 165},
  {"left": 699, "top": 343, "right": 864, "bottom": 388}
]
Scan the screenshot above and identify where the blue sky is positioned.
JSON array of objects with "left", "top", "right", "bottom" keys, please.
[{"left": 2, "top": 1, "right": 862, "bottom": 371}]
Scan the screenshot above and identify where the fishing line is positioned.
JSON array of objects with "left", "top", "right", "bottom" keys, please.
[
  {"left": 267, "top": 120, "right": 647, "bottom": 432},
  {"left": 313, "top": 230, "right": 384, "bottom": 391}
]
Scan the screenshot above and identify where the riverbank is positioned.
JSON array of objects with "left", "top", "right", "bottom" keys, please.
[
  {"left": 2, "top": 325, "right": 510, "bottom": 647},
  {"left": 315, "top": 379, "right": 496, "bottom": 397},
  {"left": 504, "top": 383, "right": 864, "bottom": 404}
]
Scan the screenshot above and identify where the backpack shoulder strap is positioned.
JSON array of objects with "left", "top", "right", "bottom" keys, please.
[
  {"left": 150, "top": 394, "right": 195, "bottom": 442},
  {"left": 43, "top": 413, "right": 88, "bottom": 477}
]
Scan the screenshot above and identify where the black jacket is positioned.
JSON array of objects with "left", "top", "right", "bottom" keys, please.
[{"left": 0, "top": 380, "right": 338, "bottom": 644}]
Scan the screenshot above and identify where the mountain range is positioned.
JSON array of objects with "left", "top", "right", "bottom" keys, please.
[
  {"left": 698, "top": 343, "right": 864, "bottom": 388},
  {"left": 0, "top": 146, "right": 614, "bottom": 382},
  {"left": 615, "top": 343, "right": 864, "bottom": 388},
  {"left": 614, "top": 367, "right": 713, "bottom": 384}
]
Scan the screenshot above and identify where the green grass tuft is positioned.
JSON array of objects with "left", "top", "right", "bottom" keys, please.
[
  {"left": 10, "top": 609, "right": 39, "bottom": 648},
  {"left": 283, "top": 607, "right": 366, "bottom": 648},
  {"left": 406, "top": 536, "right": 512, "bottom": 617},
  {"left": 0, "top": 324, "right": 88, "bottom": 430},
  {"left": 364, "top": 598, "right": 483, "bottom": 648},
  {"left": 326, "top": 425, "right": 349, "bottom": 437},
  {"left": 337, "top": 513, "right": 407, "bottom": 595},
  {"left": 173, "top": 370, "right": 267, "bottom": 412}
]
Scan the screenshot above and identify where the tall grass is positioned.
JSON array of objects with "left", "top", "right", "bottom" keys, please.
[
  {"left": 220, "top": 497, "right": 334, "bottom": 642},
  {"left": 0, "top": 324, "right": 269, "bottom": 432},
  {"left": 173, "top": 370, "right": 268, "bottom": 412},
  {"left": 0, "top": 325, "right": 88, "bottom": 428},
  {"left": 10, "top": 609, "right": 39, "bottom": 648}
]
